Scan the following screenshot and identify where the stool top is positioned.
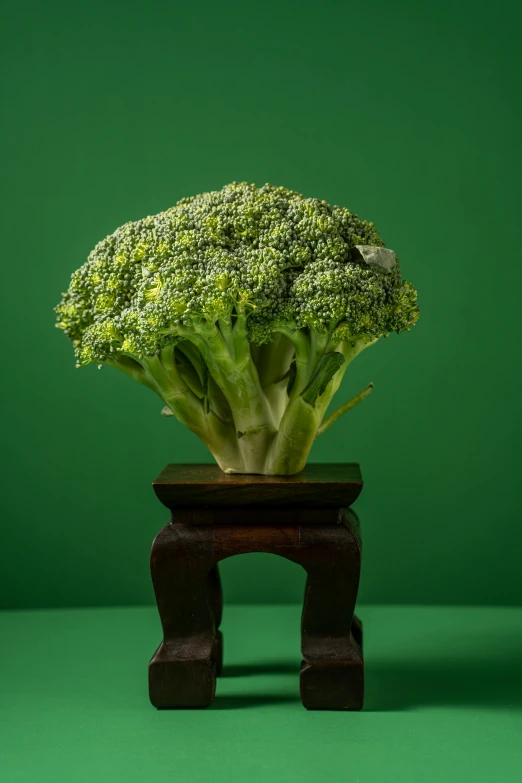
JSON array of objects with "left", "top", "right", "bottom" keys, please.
[{"left": 153, "top": 463, "right": 363, "bottom": 509}]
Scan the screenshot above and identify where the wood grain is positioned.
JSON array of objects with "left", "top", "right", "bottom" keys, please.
[
  {"left": 153, "top": 463, "right": 363, "bottom": 510},
  {"left": 148, "top": 463, "right": 364, "bottom": 712}
]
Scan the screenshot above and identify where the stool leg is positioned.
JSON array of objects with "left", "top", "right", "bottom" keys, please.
[
  {"left": 149, "top": 522, "right": 217, "bottom": 708},
  {"left": 208, "top": 565, "right": 223, "bottom": 676},
  {"left": 299, "top": 523, "right": 363, "bottom": 710},
  {"left": 351, "top": 614, "right": 363, "bottom": 653}
]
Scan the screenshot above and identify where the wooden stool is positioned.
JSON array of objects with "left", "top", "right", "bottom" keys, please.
[{"left": 148, "top": 464, "right": 364, "bottom": 711}]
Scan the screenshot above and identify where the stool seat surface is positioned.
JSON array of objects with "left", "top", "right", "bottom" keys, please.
[{"left": 153, "top": 463, "right": 363, "bottom": 508}]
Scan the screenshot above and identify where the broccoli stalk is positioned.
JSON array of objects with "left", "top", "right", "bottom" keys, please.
[
  {"left": 110, "top": 322, "right": 373, "bottom": 474},
  {"left": 265, "top": 333, "right": 376, "bottom": 475},
  {"left": 55, "top": 182, "right": 419, "bottom": 475}
]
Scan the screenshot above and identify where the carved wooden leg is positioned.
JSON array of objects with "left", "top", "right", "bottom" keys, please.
[
  {"left": 351, "top": 614, "right": 363, "bottom": 653},
  {"left": 149, "top": 522, "right": 217, "bottom": 708},
  {"left": 299, "top": 512, "right": 363, "bottom": 710},
  {"left": 208, "top": 565, "right": 223, "bottom": 676}
]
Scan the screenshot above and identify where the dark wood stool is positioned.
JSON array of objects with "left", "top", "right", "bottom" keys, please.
[{"left": 148, "top": 464, "right": 364, "bottom": 710}]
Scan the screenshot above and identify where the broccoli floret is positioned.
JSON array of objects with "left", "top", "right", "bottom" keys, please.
[{"left": 55, "top": 182, "right": 419, "bottom": 474}]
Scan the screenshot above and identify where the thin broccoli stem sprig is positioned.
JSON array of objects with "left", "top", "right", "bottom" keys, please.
[{"left": 316, "top": 382, "right": 374, "bottom": 437}]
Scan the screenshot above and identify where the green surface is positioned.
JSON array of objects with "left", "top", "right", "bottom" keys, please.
[
  {"left": 1, "top": 604, "right": 522, "bottom": 782},
  {"left": 2, "top": 0, "right": 522, "bottom": 609}
]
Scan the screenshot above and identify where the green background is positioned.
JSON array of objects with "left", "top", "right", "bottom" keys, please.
[{"left": 1, "top": 0, "right": 521, "bottom": 610}]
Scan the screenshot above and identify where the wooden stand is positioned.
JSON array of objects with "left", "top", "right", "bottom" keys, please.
[{"left": 149, "top": 464, "right": 364, "bottom": 710}]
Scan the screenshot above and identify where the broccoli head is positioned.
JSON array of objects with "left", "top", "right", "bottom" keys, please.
[{"left": 55, "top": 182, "right": 419, "bottom": 474}]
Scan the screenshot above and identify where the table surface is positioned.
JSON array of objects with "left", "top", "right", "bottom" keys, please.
[
  {"left": 2, "top": 604, "right": 522, "bottom": 782},
  {"left": 152, "top": 463, "right": 363, "bottom": 508}
]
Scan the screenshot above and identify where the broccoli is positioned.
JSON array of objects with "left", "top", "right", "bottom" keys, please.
[{"left": 55, "top": 182, "right": 419, "bottom": 475}]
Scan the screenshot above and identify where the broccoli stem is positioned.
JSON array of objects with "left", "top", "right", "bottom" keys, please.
[
  {"left": 109, "top": 348, "right": 244, "bottom": 470},
  {"left": 249, "top": 332, "right": 295, "bottom": 426},
  {"left": 264, "top": 336, "right": 376, "bottom": 475},
  {"left": 316, "top": 382, "right": 374, "bottom": 437},
  {"left": 263, "top": 396, "right": 321, "bottom": 475},
  {"left": 176, "top": 319, "right": 279, "bottom": 472},
  {"left": 107, "top": 330, "right": 379, "bottom": 475}
]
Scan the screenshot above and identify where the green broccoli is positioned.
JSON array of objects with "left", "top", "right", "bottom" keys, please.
[{"left": 55, "top": 182, "right": 419, "bottom": 475}]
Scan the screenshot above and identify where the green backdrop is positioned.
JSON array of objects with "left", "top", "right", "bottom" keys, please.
[{"left": 1, "top": 0, "right": 521, "bottom": 610}]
